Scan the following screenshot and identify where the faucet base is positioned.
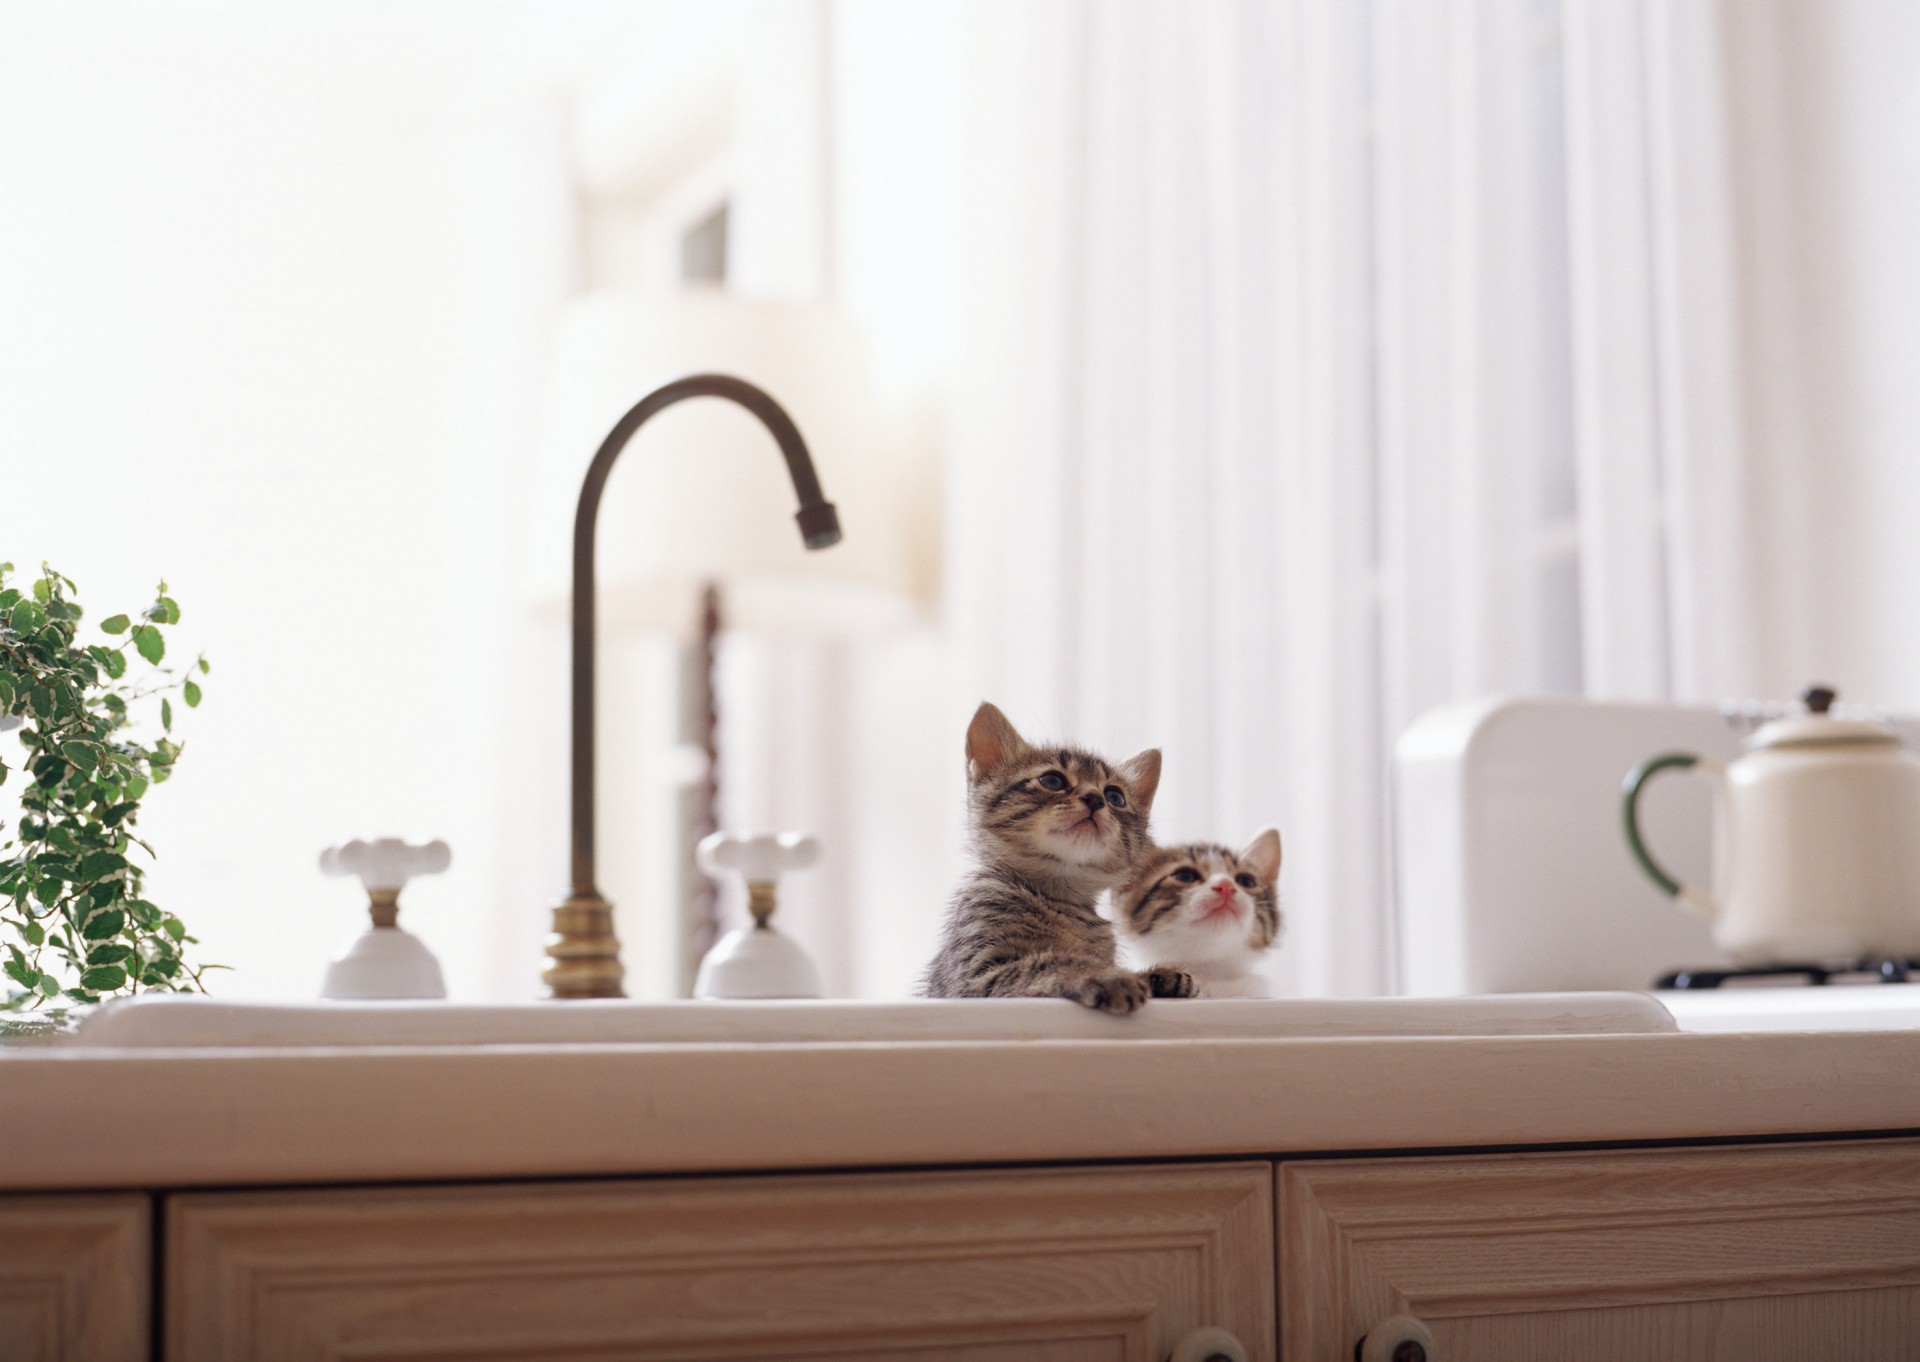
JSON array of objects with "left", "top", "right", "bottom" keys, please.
[{"left": 543, "top": 891, "right": 626, "bottom": 999}]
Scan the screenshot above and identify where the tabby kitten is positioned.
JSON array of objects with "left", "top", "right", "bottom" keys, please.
[
  {"left": 1116, "top": 830, "right": 1283, "bottom": 998},
  {"left": 922, "top": 702, "right": 1192, "bottom": 1013}
]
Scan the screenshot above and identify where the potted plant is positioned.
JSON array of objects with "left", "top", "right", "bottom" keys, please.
[{"left": 1, "top": 562, "right": 217, "bottom": 1016}]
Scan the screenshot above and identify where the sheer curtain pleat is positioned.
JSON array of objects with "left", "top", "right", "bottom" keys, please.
[{"left": 1564, "top": 0, "right": 1675, "bottom": 700}]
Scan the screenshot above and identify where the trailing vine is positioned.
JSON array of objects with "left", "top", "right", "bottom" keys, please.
[{"left": 0, "top": 562, "right": 218, "bottom": 1010}]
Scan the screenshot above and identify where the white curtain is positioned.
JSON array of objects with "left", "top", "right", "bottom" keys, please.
[
  {"left": 952, "top": 0, "right": 1386, "bottom": 995},
  {"left": 942, "top": 0, "right": 1893, "bottom": 994}
]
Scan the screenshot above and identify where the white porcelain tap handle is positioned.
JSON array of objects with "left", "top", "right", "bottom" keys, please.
[
  {"left": 696, "top": 832, "right": 819, "bottom": 884},
  {"left": 320, "top": 838, "right": 452, "bottom": 894}
]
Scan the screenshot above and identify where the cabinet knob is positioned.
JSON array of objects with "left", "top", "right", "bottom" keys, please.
[
  {"left": 1356, "top": 1314, "right": 1436, "bottom": 1362},
  {"left": 1169, "top": 1325, "right": 1248, "bottom": 1362}
]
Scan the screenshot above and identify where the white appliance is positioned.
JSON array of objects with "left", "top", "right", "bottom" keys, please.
[{"left": 1393, "top": 695, "right": 1920, "bottom": 997}]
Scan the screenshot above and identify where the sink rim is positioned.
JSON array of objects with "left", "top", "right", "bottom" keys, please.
[{"left": 64, "top": 991, "right": 1680, "bottom": 1050}]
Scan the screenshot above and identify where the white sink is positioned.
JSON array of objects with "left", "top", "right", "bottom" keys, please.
[
  {"left": 65, "top": 991, "right": 1678, "bottom": 1048},
  {"left": 1657, "top": 982, "right": 1920, "bottom": 1032}
]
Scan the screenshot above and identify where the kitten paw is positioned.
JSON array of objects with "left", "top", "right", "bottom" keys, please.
[
  {"left": 1146, "top": 966, "right": 1197, "bottom": 999},
  {"left": 1075, "top": 972, "right": 1150, "bottom": 1015}
]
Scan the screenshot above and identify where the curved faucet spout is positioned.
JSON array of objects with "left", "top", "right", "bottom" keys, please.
[{"left": 547, "top": 373, "right": 842, "bottom": 1000}]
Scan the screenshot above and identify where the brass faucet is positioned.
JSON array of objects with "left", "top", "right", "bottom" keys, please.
[{"left": 544, "top": 374, "right": 842, "bottom": 999}]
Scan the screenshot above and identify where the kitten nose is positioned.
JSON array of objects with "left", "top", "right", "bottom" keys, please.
[
  {"left": 1211, "top": 877, "right": 1235, "bottom": 898},
  {"left": 1079, "top": 791, "right": 1105, "bottom": 815}
]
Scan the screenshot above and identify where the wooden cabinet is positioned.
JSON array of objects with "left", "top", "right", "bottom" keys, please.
[
  {"left": 166, "top": 1162, "right": 1275, "bottom": 1361},
  {"left": 8, "top": 1137, "right": 1916, "bottom": 1359},
  {"left": 1280, "top": 1137, "right": 1920, "bottom": 1361},
  {"left": 0, "top": 1193, "right": 150, "bottom": 1362}
]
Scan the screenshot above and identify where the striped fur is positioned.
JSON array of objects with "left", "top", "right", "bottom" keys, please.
[
  {"left": 1116, "top": 831, "right": 1283, "bottom": 998},
  {"left": 921, "top": 702, "right": 1177, "bottom": 1013}
]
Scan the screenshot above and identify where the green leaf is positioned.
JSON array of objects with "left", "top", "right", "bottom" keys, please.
[
  {"left": 81, "top": 909, "right": 125, "bottom": 940},
  {"left": 162, "top": 917, "right": 185, "bottom": 942},
  {"left": 99, "top": 614, "right": 130, "bottom": 635},
  {"left": 60, "top": 740, "right": 100, "bottom": 771},
  {"left": 9, "top": 599, "right": 46, "bottom": 635},
  {"left": 76, "top": 850, "right": 125, "bottom": 880},
  {"left": 157, "top": 596, "right": 181, "bottom": 624},
  {"left": 86, "top": 943, "right": 132, "bottom": 966},
  {"left": 102, "top": 649, "right": 127, "bottom": 680},
  {"left": 2, "top": 956, "right": 32, "bottom": 988},
  {"left": 160, "top": 698, "right": 173, "bottom": 731},
  {"left": 79, "top": 964, "right": 126, "bottom": 992},
  {"left": 183, "top": 680, "right": 201, "bottom": 709},
  {"left": 20, "top": 920, "right": 43, "bottom": 946},
  {"left": 31, "top": 577, "right": 50, "bottom": 605},
  {"left": 197, "top": 657, "right": 210, "bottom": 675},
  {"left": 0, "top": 674, "right": 14, "bottom": 710},
  {"left": 132, "top": 625, "right": 164, "bottom": 664},
  {"left": 37, "top": 975, "right": 60, "bottom": 997}
]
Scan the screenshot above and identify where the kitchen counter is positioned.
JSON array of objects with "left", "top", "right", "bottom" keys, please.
[{"left": 5, "top": 1018, "right": 1919, "bottom": 1191}]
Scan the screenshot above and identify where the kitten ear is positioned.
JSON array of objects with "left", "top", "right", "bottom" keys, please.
[
  {"left": 1119, "top": 748, "right": 1162, "bottom": 814},
  {"left": 1239, "top": 827, "right": 1282, "bottom": 886},
  {"left": 965, "top": 702, "right": 1027, "bottom": 783}
]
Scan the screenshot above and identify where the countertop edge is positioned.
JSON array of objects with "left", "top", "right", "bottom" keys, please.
[{"left": 3, "top": 1029, "right": 1916, "bottom": 1191}]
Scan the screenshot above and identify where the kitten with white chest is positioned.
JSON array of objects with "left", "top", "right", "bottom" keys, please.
[
  {"left": 1116, "top": 830, "right": 1283, "bottom": 998},
  {"left": 921, "top": 702, "right": 1193, "bottom": 1014}
]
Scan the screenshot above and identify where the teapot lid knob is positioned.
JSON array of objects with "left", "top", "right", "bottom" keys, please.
[{"left": 1802, "top": 685, "right": 1838, "bottom": 715}]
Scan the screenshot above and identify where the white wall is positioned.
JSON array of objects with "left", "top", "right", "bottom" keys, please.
[{"left": 0, "top": 6, "right": 598, "bottom": 999}]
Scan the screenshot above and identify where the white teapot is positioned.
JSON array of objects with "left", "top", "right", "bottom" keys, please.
[{"left": 1625, "top": 687, "right": 1920, "bottom": 965}]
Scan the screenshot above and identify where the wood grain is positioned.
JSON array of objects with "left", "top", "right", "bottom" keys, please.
[
  {"left": 1281, "top": 1137, "right": 1920, "bottom": 1360},
  {"left": 167, "top": 1162, "right": 1275, "bottom": 1361},
  {"left": 0, "top": 1193, "right": 150, "bottom": 1362}
]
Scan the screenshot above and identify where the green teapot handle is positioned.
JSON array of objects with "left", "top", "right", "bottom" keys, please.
[{"left": 1622, "top": 753, "right": 1702, "bottom": 900}]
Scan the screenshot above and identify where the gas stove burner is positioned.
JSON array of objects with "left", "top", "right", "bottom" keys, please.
[{"left": 1656, "top": 958, "right": 1920, "bottom": 990}]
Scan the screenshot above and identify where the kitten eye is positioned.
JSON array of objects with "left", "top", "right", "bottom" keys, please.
[
  {"left": 1103, "top": 786, "right": 1126, "bottom": 809},
  {"left": 1036, "top": 771, "right": 1068, "bottom": 792},
  {"left": 1171, "top": 868, "right": 1201, "bottom": 884},
  {"left": 1235, "top": 873, "right": 1258, "bottom": 889}
]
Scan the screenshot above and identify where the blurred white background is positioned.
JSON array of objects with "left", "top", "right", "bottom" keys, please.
[{"left": 5, "top": 0, "right": 1920, "bottom": 1002}]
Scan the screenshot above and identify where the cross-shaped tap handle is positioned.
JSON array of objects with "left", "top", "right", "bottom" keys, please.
[
  {"left": 697, "top": 832, "right": 819, "bottom": 929},
  {"left": 697, "top": 832, "right": 819, "bottom": 883},
  {"left": 320, "top": 838, "right": 451, "bottom": 895}
]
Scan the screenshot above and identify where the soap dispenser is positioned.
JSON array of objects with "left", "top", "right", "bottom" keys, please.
[
  {"left": 693, "top": 832, "right": 826, "bottom": 999},
  {"left": 319, "top": 837, "right": 451, "bottom": 1000}
]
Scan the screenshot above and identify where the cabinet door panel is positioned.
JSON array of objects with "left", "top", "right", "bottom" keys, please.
[
  {"left": 168, "top": 1162, "right": 1273, "bottom": 1361},
  {"left": 1281, "top": 1137, "right": 1920, "bottom": 1361},
  {"left": 1441, "top": 1287, "right": 1920, "bottom": 1358},
  {"left": 0, "top": 1193, "right": 150, "bottom": 1362}
]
